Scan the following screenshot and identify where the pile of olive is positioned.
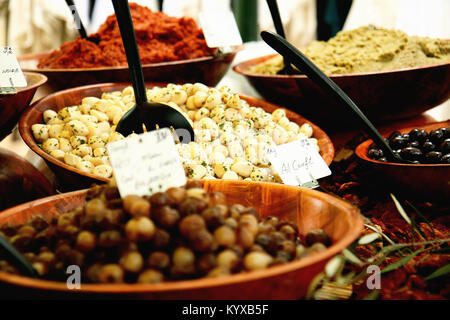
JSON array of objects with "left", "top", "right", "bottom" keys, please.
[
  {"left": 0, "top": 181, "right": 331, "bottom": 284},
  {"left": 367, "top": 127, "right": 450, "bottom": 164}
]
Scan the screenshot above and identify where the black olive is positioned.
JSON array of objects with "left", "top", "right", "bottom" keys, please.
[
  {"left": 422, "top": 140, "right": 435, "bottom": 153},
  {"left": 390, "top": 135, "right": 409, "bottom": 149},
  {"left": 388, "top": 131, "right": 402, "bottom": 141},
  {"left": 401, "top": 134, "right": 410, "bottom": 141},
  {"left": 440, "top": 139, "right": 450, "bottom": 154},
  {"left": 424, "top": 151, "right": 442, "bottom": 164},
  {"left": 400, "top": 147, "right": 422, "bottom": 162},
  {"left": 378, "top": 157, "right": 388, "bottom": 162},
  {"left": 429, "top": 129, "right": 445, "bottom": 145},
  {"left": 368, "top": 148, "right": 384, "bottom": 159},
  {"left": 441, "top": 128, "right": 450, "bottom": 139},
  {"left": 441, "top": 153, "right": 450, "bottom": 164},
  {"left": 407, "top": 141, "right": 420, "bottom": 148},
  {"left": 408, "top": 129, "right": 428, "bottom": 143}
]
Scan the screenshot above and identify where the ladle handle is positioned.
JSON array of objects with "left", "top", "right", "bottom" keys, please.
[
  {"left": 111, "top": 0, "right": 147, "bottom": 105},
  {"left": 266, "top": 0, "right": 286, "bottom": 38},
  {"left": 65, "top": 0, "right": 88, "bottom": 39},
  {"left": 260, "top": 31, "right": 401, "bottom": 163},
  {"left": 0, "top": 234, "right": 37, "bottom": 278}
]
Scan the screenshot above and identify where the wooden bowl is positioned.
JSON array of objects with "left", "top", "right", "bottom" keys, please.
[
  {"left": 0, "top": 72, "right": 47, "bottom": 141},
  {"left": 0, "top": 180, "right": 363, "bottom": 299},
  {"left": 18, "top": 50, "right": 238, "bottom": 91},
  {"left": 234, "top": 54, "right": 450, "bottom": 127},
  {"left": 355, "top": 121, "right": 450, "bottom": 201},
  {"left": 0, "top": 148, "right": 54, "bottom": 211},
  {"left": 19, "top": 82, "right": 335, "bottom": 192}
]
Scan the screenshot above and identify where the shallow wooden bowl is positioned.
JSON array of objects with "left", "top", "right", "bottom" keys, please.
[
  {"left": 0, "top": 72, "right": 47, "bottom": 141},
  {"left": 0, "top": 180, "right": 363, "bottom": 299},
  {"left": 355, "top": 121, "right": 450, "bottom": 201},
  {"left": 234, "top": 54, "right": 450, "bottom": 127},
  {"left": 19, "top": 82, "right": 335, "bottom": 192},
  {"left": 18, "top": 50, "right": 237, "bottom": 91}
]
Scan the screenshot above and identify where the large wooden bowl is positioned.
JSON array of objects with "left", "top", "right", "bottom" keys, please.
[
  {"left": 18, "top": 50, "right": 237, "bottom": 92},
  {"left": 0, "top": 72, "right": 47, "bottom": 141},
  {"left": 19, "top": 82, "right": 335, "bottom": 192},
  {"left": 234, "top": 54, "right": 450, "bottom": 127},
  {"left": 355, "top": 121, "right": 450, "bottom": 201},
  {"left": 0, "top": 180, "right": 363, "bottom": 299}
]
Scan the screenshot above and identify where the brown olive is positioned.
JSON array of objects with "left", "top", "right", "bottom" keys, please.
[
  {"left": 86, "top": 263, "right": 102, "bottom": 282},
  {"left": 189, "top": 229, "right": 214, "bottom": 252},
  {"left": 125, "top": 217, "right": 156, "bottom": 242},
  {"left": 104, "top": 186, "right": 121, "bottom": 201},
  {"left": 239, "top": 214, "right": 258, "bottom": 236},
  {"left": 179, "top": 214, "right": 206, "bottom": 239},
  {"left": 172, "top": 247, "right": 195, "bottom": 272},
  {"left": 241, "top": 207, "right": 259, "bottom": 218},
  {"left": 123, "top": 195, "right": 151, "bottom": 218},
  {"left": 10, "top": 235, "right": 32, "bottom": 251},
  {"left": 277, "top": 240, "right": 296, "bottom": 257},
  {"left": 138, "top": 269, "right": 164, "bottom": 284},
  {"left": 185, "top": 180, "right": 202, "bottom": 189},
  {"left": 215, "top": 204, "right": 229, "bottom": 218},
  {"left": 166, "top": 187, "right": 187, "bottom": 204},
  {"left": 201, "top": 207, "right": 225, "bottom": 229},
  {"left": 249, "top": 244, "right": 265, "bottom": 252},
  {"left": 98, "top": 264, "right": 124, "bottom": 283},
  {"left": 224, "top": 217, "right": 238, "bottom": 229},
  {"left": 305, "top": 229, "right": 331, "bottom": 247},
  {"left": 76, "top": 231, "right": 96, "bottom": 251},
  {"left": 213, "top": 225, "right": 236, "bottom": 247},
  {"left": 67, "top": 249, "right": 85, "bottom": 267},
  {"left": 147, "top": 251, "right": 170, "bottom": 270},
  {"left": 186, "top": 188, "right": 209, "bottom": 202},
  {"left": 295, "top": 244, "right": 306, "bottom": 258},
  {"left": 27, "top": 215, "right": 49, "bottom": 232},
  {"left": 119, "top": 251, "right": 144, "bottom": 273},
  {"left": 196, "top": 253, "right": 217, "bottom": 273},
  {"left": 216, "top": 249, "right": 239, "bottom": 271},
  {"left": 151, "top": 228, "right": 171, "bottom": 249},
  {"left": 178, "top": 198, "right": 208, "bottom": 216},
  {"left": 229, "top": 204, "right": 245, "bottom": 220},
  {"left": 0, "top": 224, "right": 18, "bottom": 237},
  {"left": 149, "top": 192, "right": 174, "bottom": 208},
  {"left": 85, "top": 198, "right": 106, "bottom": 217},
  {"left": 98, "top": 230, "right": 122, "bottom": 248},
  {"left": 207, "top": 267, "right": 230, "bottom": 278},
  {"left": 279, "top": 225, "right": 297, "bottom": 241},
  {"left": 237, "top": 226, "right": 255, "bottom": 249},
  {"left": 264, "top": 216, "right": 279, "bottom": 227},
  {"left": 154, "top": 206, "right": 180, "bottom": 228},
  {"left": 300, "top": 243, "right": 327, "bottom": 258},
  {"left": 208, "top": 192, "right": 227, "bottom": 207},
  {"left": 86, "top": 184, "right": 105, "bottom": 200},
  {"left": 23, "top": 252, "right": 36, "bottom": 262},
  {"left": 255, "top": 233, "right": 270, "bottom": 246}
]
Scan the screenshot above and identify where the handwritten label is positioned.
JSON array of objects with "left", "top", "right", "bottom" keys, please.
[
  {"left": 267, "top": 139, "right": 331, "bottom": 188},
  {"left": 0, "top": 47, "right": 27, "bottom": 90},
  {"left": 199, "top": 11, "right": 243, "bottom": 48},
  {"left": 107, "top": 128, "right": 187, "bottom": 198}
]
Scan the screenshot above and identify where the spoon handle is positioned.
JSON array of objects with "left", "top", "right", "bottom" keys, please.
[
  {"left": 111, "top": 0, "right": 147, "bottom": 105},
  {"left": 260, "top": 31, "right": 401, "bottom": 163},
  {"left": 0, "top": 234, "right": 37, "bottom": 278},
  {"left": 65, "top": 0, "right": 88, "bottom": 39}
]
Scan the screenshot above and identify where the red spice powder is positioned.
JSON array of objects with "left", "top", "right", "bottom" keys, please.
[{"left": 38, "top": 3, "right": 216, "bottom": 69}]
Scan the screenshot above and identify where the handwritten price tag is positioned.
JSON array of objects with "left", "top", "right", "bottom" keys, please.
[
  {"left": 199, "top": 11, "right": 243, "bottom": 48},
  {"left": 107, "top": 128, "right": 187, "bottom": 198},
  {"left": 267, "top": 139, "right": 331, "bottom": 188},
  {"left": 0, "top": 47, "right": 27, "bottom": 90}
]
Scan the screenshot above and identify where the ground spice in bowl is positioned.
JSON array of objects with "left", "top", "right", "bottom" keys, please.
[{"left": 37, "top": 3, "right": 215, "bottom": 69}]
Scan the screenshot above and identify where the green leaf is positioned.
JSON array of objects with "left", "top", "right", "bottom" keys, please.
[
  {"left": 342, "top": 249, "right": 364, "bottom": 266},
  {"left": 358, "top": 233, "right": 381, "bottom": 245},
  {"left": 390, "top": 194, "right": 411, "bottom": 225},
  {"left": 424, "top": 264, "right": 450, "bottom": 281},
  {"left": 325, "top": 255, "right": 344, "bottom": 278},
  {"left": 363, "top": 289, "right": 380, "bottom": 300},
  {"left": 381, "top": 249, "right": 422, "bottom": 274},
  {"left": 364, "top": 224, "right": 396, "bottom": 245}
]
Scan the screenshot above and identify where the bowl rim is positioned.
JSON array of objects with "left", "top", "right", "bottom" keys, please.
[
  {"left": 355, "top": 121, "right": 450, "bottom": 167},
  {"left": 18, "top": 82, "right": 335, "bottom": 185},
  {"left": 18, "top": 49, "right": 239, "bottom": 73},
  {"left": 0, "top": 181, "right": 364, "bottom": 294},
  {"left": 233, "top": 53, "right": 450, "bottom": 79},
  {"left": 16, "top": 72, "right": 48, "bottom": 93}
]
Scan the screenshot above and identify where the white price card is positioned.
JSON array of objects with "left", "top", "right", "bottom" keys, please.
[
  {"left": 0, "top": 47, "right": 27, "bottom": 89},
  {"left": 199, "top": 11, "right": 243, "bottom": 48},
  {"left": 266, "top": 139, "right": 332, "bottom": 188},
  {"left": 107, "top": 128, "right": 187, "bottom": 198}
]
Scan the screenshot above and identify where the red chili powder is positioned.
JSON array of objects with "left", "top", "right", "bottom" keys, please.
[{"left": 38, "top": 3, "right": 216, "bottom": 69}]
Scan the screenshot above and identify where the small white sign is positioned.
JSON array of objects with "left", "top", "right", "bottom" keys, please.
[
  {"left": 199, "top": 11, "right": 243, "bottom": 48},
  {"left": 0, "top": 47, "right": 27, "bottom": 89},
  {"left": 107, "top": 128, "right": 187, "bottom": 198},
  {"left": 267, "top": 139, "right": 331, "bottom": 188}
]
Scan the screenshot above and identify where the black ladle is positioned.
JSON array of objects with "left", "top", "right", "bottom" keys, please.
[
  {"left": 65, "top": 0, "right": 100, "bottom": 44},
  {"left": 260, "top": 31, "right": 406, "bottom": 163},
  {"left": 265, "top": 0, "right": 294, "bottom": 75},
  {"left": 0, "top": 235, "right": 38, "bottom": 278},
  {"left": 111, "top": 0, "right": 194, "bottom": 140}
]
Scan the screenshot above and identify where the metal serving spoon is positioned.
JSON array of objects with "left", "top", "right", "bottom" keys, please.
[
  {"left": 65, "top": 0, "right": 100, "bottom": 44},
  {"left": 111, "top": 0, "right": 194, "bottom": 141},
  {"left": 265, "top": 0, "right": 295, "bottom": 75},
  {"left": 261, "top": 31, "right": 407, "bottom": 163},
  {"left": 0, "top": 234, "right": 38, "bottom": 278}
]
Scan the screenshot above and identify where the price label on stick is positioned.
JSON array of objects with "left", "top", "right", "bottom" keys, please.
[
  {"left": 266, "top": 139, "right": 332, "bottom": 188},
  {"left": 199, "top": 11, "right": 243, "bottom": 48},
  {"left": 0, "top": 47, "right": 27, "bottom": 93},
  {"left": 107, "top": 128, "right": 187, "bottom": 198}
]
